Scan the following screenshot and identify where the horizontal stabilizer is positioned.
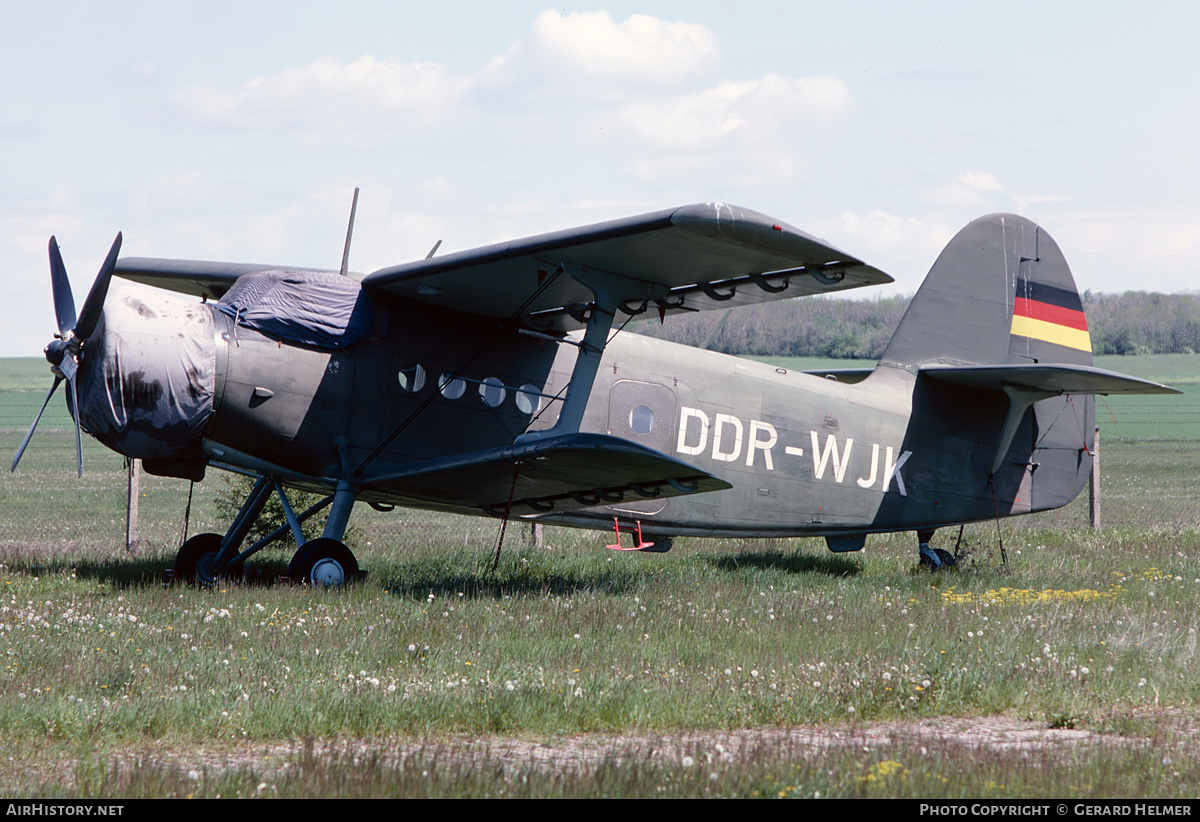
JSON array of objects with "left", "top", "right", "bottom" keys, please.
[
  {"left": 359, "top": 432, "right": 730, "bottom": 517},
  {"left": 920, "top": 363, "right": 1180, "bottom": 396},
  {"left": 924, "top": 363, "right": 1179, "bottom": 475}
]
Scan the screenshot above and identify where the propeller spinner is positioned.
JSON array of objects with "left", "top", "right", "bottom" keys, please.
[{"left": 10, "top": 233, "right": 122, "bottom": 477}]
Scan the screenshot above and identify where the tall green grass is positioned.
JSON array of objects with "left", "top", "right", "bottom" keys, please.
[{"left": 2, "top": 525, "right": 1200, "bottom": 797}]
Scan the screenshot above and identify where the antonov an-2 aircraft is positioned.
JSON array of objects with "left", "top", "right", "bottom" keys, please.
[{"left": 10, "top": 202, "right": 1177, "bottom": 585}]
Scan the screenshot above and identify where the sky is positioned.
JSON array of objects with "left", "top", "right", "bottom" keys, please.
[{"left": 3, "top": 0, "right": 1199, "bottom": 356}]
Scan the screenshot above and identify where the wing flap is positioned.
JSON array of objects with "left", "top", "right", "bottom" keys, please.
[
  {"left": 362, "top": 203, "right": 891, "bottom": 331},
  {"left": 358, "top": 432, "right": 730, "bottom": 517}
]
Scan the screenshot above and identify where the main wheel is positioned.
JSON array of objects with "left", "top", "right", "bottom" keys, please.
[
  {"left": 918, "top": 546, "right": 957, "bottom": 570},
  {"left": 288, "top": 538, "right": 359, "bottom": 587},
  {"left": 174, "top": 533, "right": 242, "bottom": 586}
]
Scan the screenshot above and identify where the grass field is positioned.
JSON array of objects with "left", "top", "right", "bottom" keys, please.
[{"left": 1, "top": 354, "right": 1199, "bottom": 798}]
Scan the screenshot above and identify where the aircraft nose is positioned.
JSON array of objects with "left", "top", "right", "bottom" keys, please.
[{"left": 74, "top": 281, "right": 217, "bottom": 461}]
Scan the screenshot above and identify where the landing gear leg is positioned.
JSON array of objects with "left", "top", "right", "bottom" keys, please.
[
  {"left": 173, "top": 476, "right": 274, "bottom": 585},
  {"left": 173, "top": 474, "right": 347, "bottom": 586},
  {"left": 917, "top": 528, "right": 956, "bottom": 570},
  {"left": 288, "top": 481, "right": 361, "bottom": 587}
]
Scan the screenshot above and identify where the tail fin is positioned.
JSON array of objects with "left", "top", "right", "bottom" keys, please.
[
  {"left": 880, "top": 213, "right": 1092, "bottom": 369},
  {"left": 878, "top": 213, "right": 1176, "bottom": 492}
]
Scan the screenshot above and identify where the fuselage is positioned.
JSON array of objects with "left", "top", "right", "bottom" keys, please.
[{"left": 80, "top": 281, "right": 1091, "bottom": 540}]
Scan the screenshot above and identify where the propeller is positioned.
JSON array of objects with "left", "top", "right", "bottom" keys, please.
[{"left": 10, "top": 233, "right": 122, "bottom": 477}]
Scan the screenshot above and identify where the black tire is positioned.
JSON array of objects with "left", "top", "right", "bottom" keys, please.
[
  {"left": 174, "top": 533, "right": 242, "bottom": 586},
  {"left": 288, "top": 538, "right": 359, "bottom": 587}
]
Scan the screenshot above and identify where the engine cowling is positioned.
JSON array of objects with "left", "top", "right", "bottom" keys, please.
[{"left": 74, "top": 279, "right": 216, "bottom": 476}]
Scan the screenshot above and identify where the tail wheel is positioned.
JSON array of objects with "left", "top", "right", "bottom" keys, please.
[
  {"left": 175, "top": 533, "right": 243, "bottom": 585},
  {"left": 289, "top": 538, "right": 359, "bottom": 587}
]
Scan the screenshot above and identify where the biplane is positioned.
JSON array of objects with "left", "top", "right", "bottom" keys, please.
[{"left": 11, "top": 201, "right": 1176, "bottom": 583}]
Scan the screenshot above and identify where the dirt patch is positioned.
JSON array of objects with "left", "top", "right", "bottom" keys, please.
[{"left": 78, "top": 711, "right": 1199, "bottom": 782}]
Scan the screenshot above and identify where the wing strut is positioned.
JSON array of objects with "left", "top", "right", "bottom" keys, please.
[{"left": 516, "top": 262, "right": 662, "bottom": 442}]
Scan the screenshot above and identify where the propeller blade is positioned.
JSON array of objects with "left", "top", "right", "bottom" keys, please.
[
  {"left": 48, "top": 237, "right": 77, "bottom": 337},
  {"left": 9, "top": 376, "right": 63, "bottom": 472},
  {"left": 67, "top": 371, "right": 83, "bottom": 478},
  {"left": 73, "top": 232, "right": 122, "bottom": 341}
]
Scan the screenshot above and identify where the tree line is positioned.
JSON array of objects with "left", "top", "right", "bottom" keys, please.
[{"left": 629, "top": 291, "right": 1200, "bottom": 359}]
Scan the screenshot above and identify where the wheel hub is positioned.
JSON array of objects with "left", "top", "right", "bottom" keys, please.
[
  {"left": 193, "top": 552, "right": 220, "bottom": 586},
  {"left": 310, "top": 557, "right": 345, "bottom": 587}
]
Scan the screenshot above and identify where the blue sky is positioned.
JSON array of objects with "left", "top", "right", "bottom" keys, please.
[{"left": 3, "top": 1, "right": 1198, "bottom": 356}]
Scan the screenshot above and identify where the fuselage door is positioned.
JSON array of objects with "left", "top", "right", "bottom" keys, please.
[{"left": 605, "top": 379, "right": 678, "bottom": 516}]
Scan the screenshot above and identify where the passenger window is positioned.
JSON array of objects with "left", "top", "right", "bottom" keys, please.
[
  {"left": 397, "top": 363, "right": 426, "bottom": 392},
  {"left": 480, "top": 377, "right": 507, "bottom": 408},
  {"left": 439, "top": 373, "right": 466, "bottom": 400},
  {"left": 515, "top": 384, "right": 542, "bottom": 415},
  {"left": 629, "top": 404, "right": 655, "bottom": 435}
]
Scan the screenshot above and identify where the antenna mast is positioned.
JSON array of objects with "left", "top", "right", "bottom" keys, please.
[{"left": 339, "top": 187, "right": 360, "bottom": 276}]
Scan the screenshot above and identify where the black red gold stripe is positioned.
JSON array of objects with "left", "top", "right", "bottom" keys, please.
[{"left": 1010, "top": 277, "right": 1091, "bottom": 352}]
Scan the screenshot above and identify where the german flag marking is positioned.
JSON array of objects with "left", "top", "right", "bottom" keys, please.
[{"left": 1010, "top": 278, "right": 1091, "bottom": 352}]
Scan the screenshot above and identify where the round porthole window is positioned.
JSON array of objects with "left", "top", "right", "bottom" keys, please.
[
  {"left": 515, "top": 384, "right": 541, "bottom": 415},
  {"left": 397, "top": 363, "right": 426, "bottom": 392},
  {"left": 629, "top": 404, "right": 655, "bottom": 435},
  {"left": 479, "top": 376, "right": 507, "bottom": 407},
  {"left": 439, "top": 372, "right": 466, "bottom": 400}
]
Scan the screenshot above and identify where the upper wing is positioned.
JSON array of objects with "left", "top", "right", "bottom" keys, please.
[
  {"left": 114, "top": 204, "right": 891, "bottom": 330},
  {"left": 114, "top": 258, "right": 341, "bottom": 299},
  {"left": 362, "top": 203, "right": 892, "bottom": 332}
]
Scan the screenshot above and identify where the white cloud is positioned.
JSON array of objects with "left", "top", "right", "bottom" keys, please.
[
  {"left": 1048, "top": 210, "right": 1200, "bottom": 293},
  {"left": 615, "top": 73, "right": 853, "bottom": 150},
  {"left": 923, "top": 170, "right": 1014, "bottom": 210},
  {"left": 819, "top": 210, "right": 959, "bottom": 291},
  {"left": 957, "top": 170, "right": 1005, "bottom": 192},
  {"left": 163, "top": 9, "right": 853, "bottom": 193},
  {"left": 172, "top": 11, "right": 721, "bottom": 142},
  {"left": 172, "top": 55, "right": 466, "bottom": 142},
  {"left": 523, "top": 9, "right": 719, "bottom": 86}
]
